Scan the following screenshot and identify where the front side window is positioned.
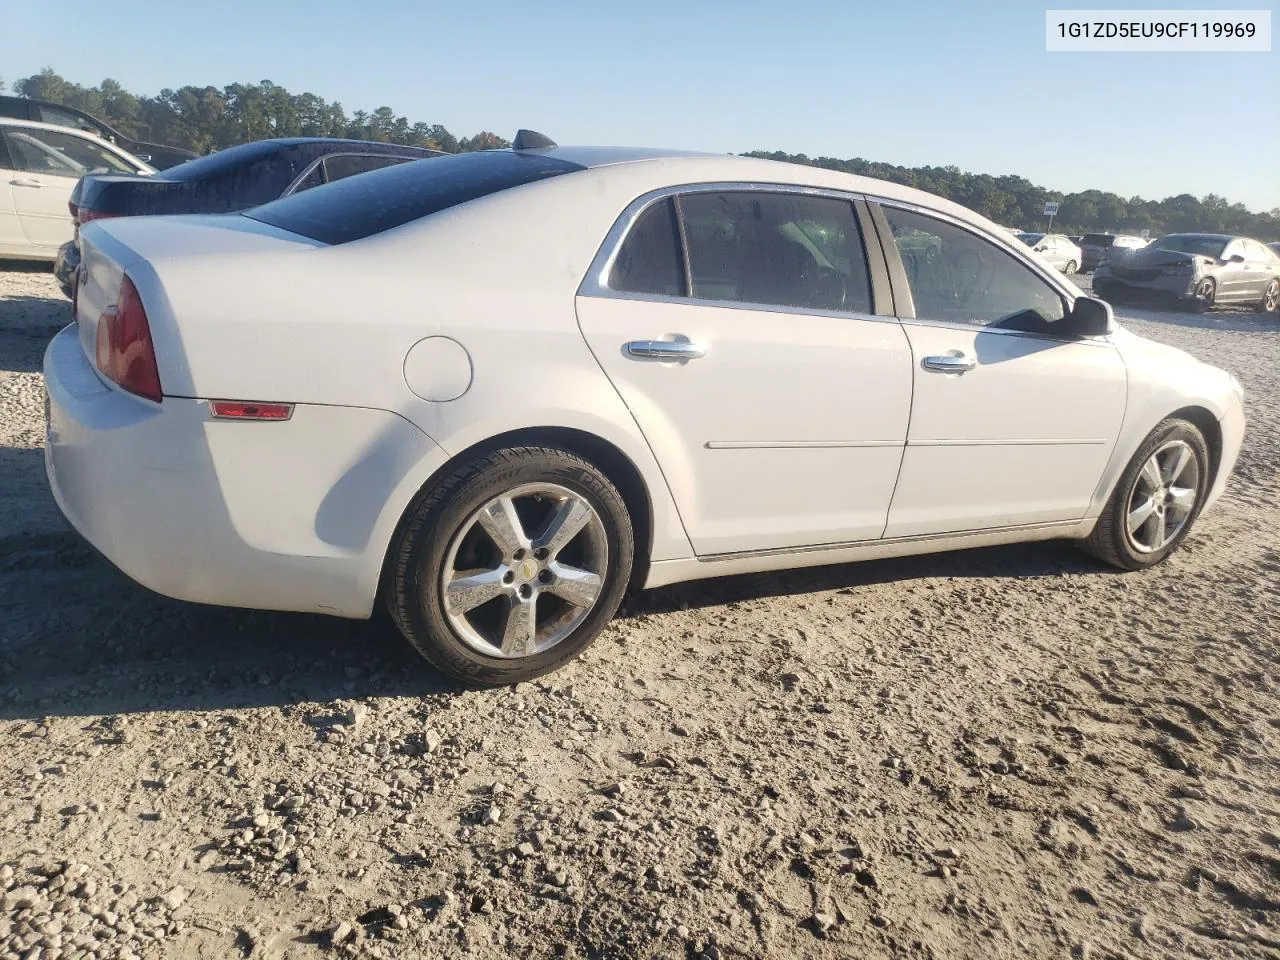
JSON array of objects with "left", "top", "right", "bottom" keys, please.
[
  {"left": 609, "top": 197, "right": 684, "bottom": 296},
  {"left": 3, "top": 126, "right": 137, "bottom": 177},
  {"left": 882, "top": 205, "right": 1065, "bottom": 330},
  {"left": 678, "top": 191, "right": 872, "bottom": 313},
  {"left": 1242, "top": 240, "right": 1271, "bottom": 263}
]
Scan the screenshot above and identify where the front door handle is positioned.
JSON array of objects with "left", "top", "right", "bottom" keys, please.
[
  {"left": 10, "top": 178, "right": 43, "bottom": 188},
  {"left": 625, "top": 340, "right": 708, "bottom": 361},
  {"left": 922, "top": 353, "right": 977, "bottom": 374}
]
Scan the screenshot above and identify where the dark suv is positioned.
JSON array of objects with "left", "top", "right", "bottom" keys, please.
[{"left": 0, "top": 95, "right": 197, "bottom": 169}]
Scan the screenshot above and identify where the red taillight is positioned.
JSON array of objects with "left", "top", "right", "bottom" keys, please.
[
  {"left": 77, "top": 208, "right": 119, "bottom": 225},
  {"left": 96, "top": 276, "right": 163, "bottom": 403},
  {"left": 68, "top": 200, "right": 78, "bottom": 219},
  {"left": 209, "top": 401, "right": 294, "bottom": 421}
]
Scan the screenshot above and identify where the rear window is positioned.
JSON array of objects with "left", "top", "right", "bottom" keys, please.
[
  {"left": 158, "top": 141, "right": 285, "bottom": 181},
  {"left": 1081, "top": 234, "right": 1115, "bottom": 246},
  {"left": 243, "top": 151, "right": 585, "bottom": 245}
]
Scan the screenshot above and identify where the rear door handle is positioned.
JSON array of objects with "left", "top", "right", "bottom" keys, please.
[
  {"left": 625, "top": 340, "right": 708, "bottom": 360},
  {"left": 922, "top": 353, "right": 976, "bottom": 374},
  {"left": 10, "top": 178, "right": 43, "bottom": 187}
]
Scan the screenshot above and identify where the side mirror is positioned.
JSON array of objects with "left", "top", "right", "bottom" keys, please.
[
  {"left": 1225, "top": 253, "right": 1245, "bottom": 263},
  {"left": 1065, "top": 296, "right": 1113, "bottom": 337},
  {"left": 1034, "top": 245, "right": 1047, "bottom": 252}
]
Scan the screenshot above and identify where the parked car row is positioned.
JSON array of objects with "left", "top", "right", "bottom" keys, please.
[
  {"left": 41, "top": 130, "right": 1248, "bottom": 685},
  {"left": 0, "top": 95, "right": 197, "bottom": 169},
  {"left": 1093, "top": 233, "right": 1280, "bottom": 313}
]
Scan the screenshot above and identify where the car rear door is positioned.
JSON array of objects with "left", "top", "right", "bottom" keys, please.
[
  {"left": 575, "top": 186, "right": 913, "bottom": 556},
  {"left": 0, "top": 135, "right": 25, "bottom": 254},
  {"left": 869, "top": 201, "right": 1126, "bottom": 537}
]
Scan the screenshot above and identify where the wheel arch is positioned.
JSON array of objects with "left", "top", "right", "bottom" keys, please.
[
  {"left": 1169, "top": 405, "right": 1223, "bottom": 490},
  {"left": 378, "top": 426, "right": 656, "bottom": 601}
]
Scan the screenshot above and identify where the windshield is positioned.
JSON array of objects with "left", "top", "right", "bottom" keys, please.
[{"left": 1153, "top": 235, "right": 1229, "bottom": 257}]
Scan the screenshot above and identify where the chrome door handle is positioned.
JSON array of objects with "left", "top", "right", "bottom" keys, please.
[
  {"left": 922, "top": 353, "right": 976, "bottom": 373},
  {"left": 624, "top": 340, "right": 707, "bottom": 360},
  {"left": 10, "top": 178, "right": 42, "bottom": 187}
]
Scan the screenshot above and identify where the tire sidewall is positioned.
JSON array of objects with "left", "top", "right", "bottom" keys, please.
[
  {"left": 1105, "top": 421, "right": 1210, "bottom": 568},
  {"left": 395, "top": 449, "right": 633, "bottom": 684}
]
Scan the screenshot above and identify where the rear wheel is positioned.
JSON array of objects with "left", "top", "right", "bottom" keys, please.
[
  {"left": 1190, "top": 278, "right": 1216, "bottom": 313},
  {"left": 1257, "top": 279, "right": 1279, "bottom": 314},
  {"left": 384, "top": 446, "right": 634, "bottom": 686},
  {"left": 1081, "top": 419, "right": 1209, "bottom": 570}
]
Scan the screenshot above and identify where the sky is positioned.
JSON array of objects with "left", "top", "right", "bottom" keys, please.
[{"left": 5, "top": 0, "right": 1278, "bottom": 210}]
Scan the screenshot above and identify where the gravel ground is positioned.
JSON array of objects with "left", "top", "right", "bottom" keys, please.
[{"left": 1, "top": 264, "right": 1277, "bottom": 960}]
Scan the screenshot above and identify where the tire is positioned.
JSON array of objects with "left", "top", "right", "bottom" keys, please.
[
  {"left": 1081, "top": 419, "right": 1210, "bottom": 571},
  {"left": 1065, "top": 260, "right": 1077, "bottom": 275},
  {"left": 1189, "top": 277, "right": 1216, "bottom": 313},
  {"left": 384, "top": 446, "right": 634, "bottom": 686},
  {"left": 1257, "top": 279, "right": 1280, "bottom": 314}
]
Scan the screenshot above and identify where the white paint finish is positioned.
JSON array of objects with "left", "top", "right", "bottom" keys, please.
[
  {"left": 403, "top": 336, "right": 473, "bottom": 402},
  {"left": 44, "top": 325, "right": 449, "bottom": 617},
  {"left": 885, "top": 324, "right": 1127, "bottom": 537},
  {"left": 48, "top": 150, "right": 1247, "bottom": 625},
  {"left": 644, "top": 519, "right": 1095, "bottom": 588},
  {"left": 576, "top": 296, "right": 912, "bottom": 554},
  {"left": 0, "top": 118, "right": 152, "bottom": 259}
]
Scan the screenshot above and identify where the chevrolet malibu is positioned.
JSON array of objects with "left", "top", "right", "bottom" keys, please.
[{"left": 44, "top": 135, "right": 1246, "bottom": 686}]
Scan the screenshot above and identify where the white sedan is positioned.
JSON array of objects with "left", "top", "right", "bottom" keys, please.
[
  {"left": 44, "top": 134, "right": 1245, "bottom": 686},
  {"left": 0, "top": 117, "right": 153, "bottom": 260}
]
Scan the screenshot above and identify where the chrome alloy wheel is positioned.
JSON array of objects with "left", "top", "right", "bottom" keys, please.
[
  {"left": 440, "top": 484, "right": 609, "bottom": 658},
  {"left": 1125, "top": 440, "right": 1200, "bottom": 554}
]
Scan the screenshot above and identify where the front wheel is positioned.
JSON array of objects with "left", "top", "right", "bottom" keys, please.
[
  {"left": 1081, "top": 419, "right": 1210, "bottom": 571},
  {"left": 1190, "top": 278, "right": 1216, "bottom": 313},
  {"left": 1257, "top": 279, "right": 1279, "bottom": 314},
  {"left": 384, "top": 446, "right": 634, "bottom": 686},
  {"left": 1064, "top": 260, "right": 1078, "bottom": 275}
]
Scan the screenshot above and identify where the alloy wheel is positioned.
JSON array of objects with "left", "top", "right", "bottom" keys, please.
[
  {"left": 1264, "top": 281, "right": 1279, "bottom": 313},
  {"left": 1194, "top": 278, "right": 1215, "bottom": 312},
  {"left": 440, "top": 484, "right": 609, "bottom": 658},
  {"left": 1124, "top": 440, "right": 1200, "bottom": 554}
]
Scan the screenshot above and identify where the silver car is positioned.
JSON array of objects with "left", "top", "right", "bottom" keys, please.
[
  {"left": 1094, "top": 233, "right": 1280, "bottom": 313},
  {"left": 1079, "top": 233, "right": 1148, "bottom": 272},
  {"left": 1016, "top": 232, "right": 1082, "bottom": 274}
]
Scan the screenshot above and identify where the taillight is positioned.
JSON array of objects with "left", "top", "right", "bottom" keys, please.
[
  {"left": 77, "top": 208, "right": 119, "bottom": 225},
  {"left": 96, "top": 276, "right": 163, "bottom": 403}
]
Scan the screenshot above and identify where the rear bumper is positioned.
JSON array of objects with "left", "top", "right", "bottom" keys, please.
[{"left": 43, "top": 325, "right": 449, "bottom": 618}]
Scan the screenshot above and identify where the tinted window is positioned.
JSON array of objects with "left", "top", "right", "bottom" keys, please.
[
  {"left": 245, "top": 151, "right": 584, "bottom": 245},
  {"left": 1153, "top": 235, "right": 1228, "bottom": 257},
  {"left": 3, "top": 126, "right": 137, "bottom": 176},
  {"left": 882, "top": 205, "right": 1065, "bottom": 330},
  {"left": 290, "top": 163, "right": 325, "bottom": 194},
  {"left": 609, "top": 198, "right": 684, "bottom": 296},
  {"left": 157, "top": 141, "right": 287, "bottom": 182},
  {"left": 678, "top": 192, "right": 871, "bottom": 313},
  {"left": 37, "top": 104, "right": 102, "bottom": 136},
  {"left": 1081, "top": 234, "right": 1115, "bottom": 247},
  {"left": 323, "top": 153, "right": 412, "bottom": 182}
]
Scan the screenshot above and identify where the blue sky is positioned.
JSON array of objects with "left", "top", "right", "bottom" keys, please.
[{"left": 6, "top": 0, "right": 1277, "bottom": 210}]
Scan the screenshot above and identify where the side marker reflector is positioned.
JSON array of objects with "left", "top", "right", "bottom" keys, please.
[{"left": 209, "top": 401, "right": 294, "bottom": 421}]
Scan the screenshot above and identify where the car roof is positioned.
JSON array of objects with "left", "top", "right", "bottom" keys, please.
[{"left": 1161, "top": 232, "right": 1234, "bottom": 241}]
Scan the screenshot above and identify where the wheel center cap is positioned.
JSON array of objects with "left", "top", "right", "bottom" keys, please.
[{"left": 517, "top": 559, "right": 539, "bottom": 581}]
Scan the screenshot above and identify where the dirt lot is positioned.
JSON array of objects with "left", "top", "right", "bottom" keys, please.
[{"left": 1, "top": 264, "right": 1277, "bottom": 960}]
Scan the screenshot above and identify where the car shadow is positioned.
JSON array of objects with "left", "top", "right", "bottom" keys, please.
[
  {"left": 1, "top": 440, "right": 1109, "bottom": 722},
  {"left": 0, "top": 285, "right": 68, "bottom": 375}
]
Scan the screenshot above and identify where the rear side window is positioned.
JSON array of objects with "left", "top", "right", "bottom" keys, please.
[
  {"left": 322, "top": 153, "right": 412, "bottom": 182},
  {"left": 679, "top": 192, "right": 872, "bottom": 313},
  {"left": 609, "top": 198, "right": 684, "bottom": 296},
  {"left": 245, "top": 151, "right": 585, "bottom": 245}
]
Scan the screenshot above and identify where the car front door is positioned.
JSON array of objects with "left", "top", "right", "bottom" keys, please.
[
  {"left": 871, "top": 202, "right": 1127, "bottom": 538},
  {"left": 576, "top": 187, "right": 913, "bottom": 556},
  {"left": 1, "top": 125, "right": 140, "bottom": 249},
  {"left": 1239, "top": 240, "right": 1275, "bottom": 301}
]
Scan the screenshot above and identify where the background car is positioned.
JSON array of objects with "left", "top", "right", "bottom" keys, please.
[
  {"left": 1093, "top": 233, "right": 1280, "bottom": 312},
  {"left": 0, "top": 118, "right": 153, "bottom": 263},
  {"left": 1016, "top": 232, "right": 1082, "bottom": 273},
  {"left": 54, "top": 137, "right": 447, "bottom": 296},
  {"left": 1079, "top": 232, "right": 1148, "bottom": 271},
  {"left": 44, "top": 138, "right": 1244, "bottom": 687},
  {"left": 0, "top": 95, "right": 196, "bottom": 169},
  {"left": 1268, "top": 241, "right": 1280, "bottom": 258}
]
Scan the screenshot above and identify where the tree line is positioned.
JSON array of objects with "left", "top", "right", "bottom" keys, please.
[{"left": 5, "top": 70, "right": 1277, "bottom": 241}]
